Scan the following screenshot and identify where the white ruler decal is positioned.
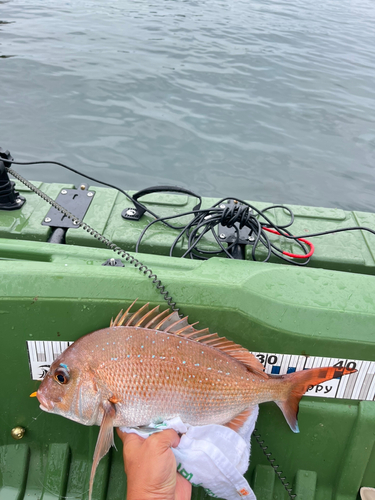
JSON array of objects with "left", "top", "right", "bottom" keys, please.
[
  {"left": 27, "top": 341, "right": 74, "bottom": 380},
  {"left": 251, "top": 352, "right": 375, "bottom": 401},
  {"left": 27, "top": 341, "right": 375, "bottom": 401}
]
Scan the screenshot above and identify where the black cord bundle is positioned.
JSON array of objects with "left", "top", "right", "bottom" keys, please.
[
  {"left": 135, "top": 197, "right": 312, "bottom": 265},
  {"left": 5, "top": 157, "right": 375, "bottom": 266}
]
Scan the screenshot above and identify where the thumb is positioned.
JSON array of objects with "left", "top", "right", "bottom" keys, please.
[
  {"left": 147, "top": 429, "right": 181, "bottom": 452},
  {"left": 116, "top": 428, "right": 145, "bottom": 455}
]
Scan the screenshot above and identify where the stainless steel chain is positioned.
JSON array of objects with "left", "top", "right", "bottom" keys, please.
[
  {"left": 7, "top": 167, "right": 180, "bottom": 313},
  {"left": 253, "top": 428, "right": 297, "bottom": 498},
  {"left": 7, "top": 166, "right": 296, "bottom": 499}
]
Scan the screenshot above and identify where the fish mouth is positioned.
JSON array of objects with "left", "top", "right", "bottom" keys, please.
[{"left": 36, "top": 391, "right": 54, "bottom": 412}]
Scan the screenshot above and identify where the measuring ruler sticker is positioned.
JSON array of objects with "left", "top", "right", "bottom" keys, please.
[
  {"left": 366, "top": 364, "right": 375, "bottom": 401},
  {"left": 353, "top": 361, "right": 370, "bottom": 400},
  {"left": 307, "top": 360, "right": 340, "bottom": 399},
  {"left": 252, "top": 352, "right": 374, "bottom": 401},
  {"left": 343, "top": 361, "right": 361, "bottom": 399},
  {"left": 311, "top": 357, "right": 347, "bottom": 399},
  {"left": 27, "top": 341, "right": 374, "bottom": 401},
  {"left": 279, "top": 354, "right": 290, "bottom": 375},
  {"left": 27, "top": 341, "right": 73, "bottom": 381}
]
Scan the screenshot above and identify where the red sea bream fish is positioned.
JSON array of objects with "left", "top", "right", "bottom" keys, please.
[{"left": 32, "top": 300, "right": 356, "bottom": 499}]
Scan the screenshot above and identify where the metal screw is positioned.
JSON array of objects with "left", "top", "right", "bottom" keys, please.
[
  {"left": 219, "top": 233, "right": 226, "bottom": 239},
  {"left": 220, "top": 204, "right": 226, "bottom": 209},
  {"left": 126, "top": 209, "right": 137, "bottom": 216},
  {"left": 11, "top": 426, "right": 25, "bottom": 440},
  {"left": 73, "top": 220, "right": 79, "bottom": 225},
  {"left": 87, "top": 192, "right": 94, "bottom": 197},
  {"left": 249, "top": 235, "right": 255, "bottom": 242},
  {"left": 80, "top": 184, "right": 86, "bottom": 190},
  {"left": 44, "top": 217, "right": 51, "bottom": 223},
  {"left": 110, "top": 258, "right": 116, "bottom": 265},
  {"left": 61, "top": 189, "right": 67, "bottom": 195},
  {"left": 16, "top": 198, "right": 22, "bottom": 204}
]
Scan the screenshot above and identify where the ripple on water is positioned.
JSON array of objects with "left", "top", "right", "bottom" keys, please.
[{"left": 0, "top": 0, "right": 375, "bottom": 211}]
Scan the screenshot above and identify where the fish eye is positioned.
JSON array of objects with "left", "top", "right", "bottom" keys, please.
[{"left": 54, "top": 368, "right": 69, "bottom": 385}]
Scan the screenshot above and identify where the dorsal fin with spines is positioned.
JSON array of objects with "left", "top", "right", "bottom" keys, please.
[
  {"left": 125, "top": 302, "right": 150, "bottom": 326},
  {"left": 145, "top": 309, "right": 171, "bottom": 329},
  {"left": 110, "top": 301, "right": 267, "bottom": 378},
  {"left": 134, "top": 305, "right": 160, "bottom": 327},
  {"left": 110, "top": 299, "right": 138, "bottom": 327}
]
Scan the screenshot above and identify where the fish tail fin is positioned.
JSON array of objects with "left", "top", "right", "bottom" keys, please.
[{"left": 276, "top": 366, "right": 356, "bottom": 433}]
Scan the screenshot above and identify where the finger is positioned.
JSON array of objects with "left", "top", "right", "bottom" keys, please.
[
  {"left": 116, "top": 429, "right": 145, "bottom": 454},
  {"left": 176, "top": 473, "right": 192, "bottom": 500},
  {"left": 147, "top": 428, "right": 181, "bottom": 451}
]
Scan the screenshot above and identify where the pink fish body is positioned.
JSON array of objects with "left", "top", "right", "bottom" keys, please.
[
  {"left": 39, "top": 322, "right": 275, "bottom": 428},
  {"left": 35, "top": 301, "right": 356, "bottom": 500}
]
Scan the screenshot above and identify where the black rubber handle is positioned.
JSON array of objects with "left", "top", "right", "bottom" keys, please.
[{"left": 131, "top": 185, "right": 202, "bottom": 217}]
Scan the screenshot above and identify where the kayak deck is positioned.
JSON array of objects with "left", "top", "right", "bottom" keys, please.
[
  {"left": 0, "top": 180, "right": 374, "bottom": 500},
  {"left": 1, "top": 180, "right": 375, "bottom": 274}
]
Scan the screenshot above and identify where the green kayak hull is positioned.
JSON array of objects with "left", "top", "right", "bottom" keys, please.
[{"left": 0, "top": 180, "right": 374, "bottom": 500}]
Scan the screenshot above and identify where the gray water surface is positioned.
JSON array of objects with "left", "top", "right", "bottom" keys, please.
[{"left": 1, "top": 0, "right": 375, "bottom": 211}]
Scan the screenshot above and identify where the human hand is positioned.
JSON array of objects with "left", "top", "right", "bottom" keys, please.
[{"left": 116, "top": 428, "right": 192, "bottom": 500}]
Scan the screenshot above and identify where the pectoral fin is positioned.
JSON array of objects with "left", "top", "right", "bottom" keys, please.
[
  {"left": 225, "top": 407, "right": 254, "bottom": 432},
  {"left": 89, "top": 400, "right": 116, "bottom": 500}
]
